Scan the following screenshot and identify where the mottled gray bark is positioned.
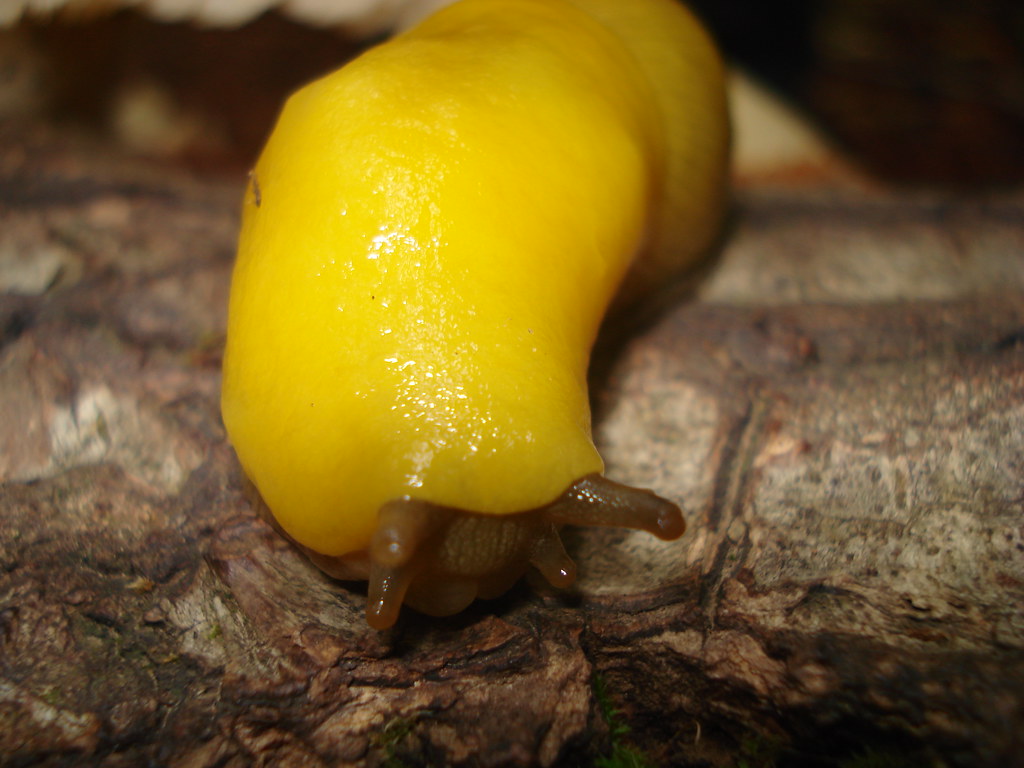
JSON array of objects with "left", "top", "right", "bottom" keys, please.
[{"left": 1, "top": 123, "right": 1022, "bottom": 767}]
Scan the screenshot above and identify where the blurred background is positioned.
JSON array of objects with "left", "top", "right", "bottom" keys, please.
[
  {"left": 692, "top": 0, "right": 1024, "bottom": 186},
  {"left": 1, "top": 0, "right": 1023, "bottom": 187}
]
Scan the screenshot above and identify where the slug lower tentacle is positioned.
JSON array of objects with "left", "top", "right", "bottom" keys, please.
[{"left": 221, "top": 0, "right": 728, "bottom": 628}]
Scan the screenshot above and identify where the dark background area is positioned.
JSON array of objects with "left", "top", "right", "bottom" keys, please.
[
  {"left": 691, "top": 0, "right": 1024, "bottom": 186},
  {"left": 6, "top": 0, "right": 1024, "bottom": 187}
]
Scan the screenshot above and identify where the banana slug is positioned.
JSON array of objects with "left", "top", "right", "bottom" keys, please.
[{"left": 221, "top": 0, "right": 729, "bottom": 629}]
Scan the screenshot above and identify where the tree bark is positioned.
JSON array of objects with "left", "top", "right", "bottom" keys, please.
[{"left": 1, "top": 121, "right": 1022, "bottom": 767}]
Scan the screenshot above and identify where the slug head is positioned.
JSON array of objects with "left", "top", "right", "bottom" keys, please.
[{"left": 251, "top": 474, "right": 684, "bottom": 629}]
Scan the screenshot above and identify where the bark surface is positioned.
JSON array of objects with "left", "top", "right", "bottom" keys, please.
[{"left": 1, "top": 123, "right": 1023, "bottom": 767}]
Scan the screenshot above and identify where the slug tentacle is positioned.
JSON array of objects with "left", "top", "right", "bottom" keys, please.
[
  {"left": 371, "top": 499, "right": 454, "bottom": 567},
  {"left": 527, "top": 526, "right": 577, "bottom": 589},
  {"left": 544, "top": 474, "right": 686, "bottom": 540},
  {"left": 366, "top": 560, "right": 419, "bottom": 630}
]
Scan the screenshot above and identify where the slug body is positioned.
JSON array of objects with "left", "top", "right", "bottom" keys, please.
[{"left": 221, "top": 0, "right": 729, "bottom": 628}]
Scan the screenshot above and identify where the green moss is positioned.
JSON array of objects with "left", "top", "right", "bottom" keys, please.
[
  {"left": 592, "top": 673, "right": 656, "bottom": 768},
  {"left": 41, "top": 687, "right": 62, "bottom": 706},
  {"left": 372, "top": 714, "right": 427, "bottom": 768}
]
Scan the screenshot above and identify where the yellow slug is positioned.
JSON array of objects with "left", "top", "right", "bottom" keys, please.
[{"left": 221, "top": 0, "right": 729, "bottom": 629}]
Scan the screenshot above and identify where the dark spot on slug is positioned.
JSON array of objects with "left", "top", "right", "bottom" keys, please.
[{"left": 249, "top": 171, "right": 261, "bottom": 207}]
